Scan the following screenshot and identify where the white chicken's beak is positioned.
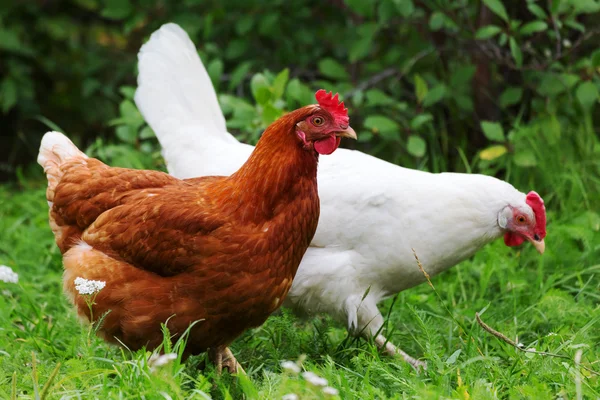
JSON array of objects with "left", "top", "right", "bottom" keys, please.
[
  {"left": 530, "top": 238, "right": 545, "bottom": 254},
  {"left": 335, "top": 126, "right": 357, "bottom": 140}
]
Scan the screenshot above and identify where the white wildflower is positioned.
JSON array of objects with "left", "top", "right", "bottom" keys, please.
[
  {"left": 148, "top": 353, "right": 177, "bottom": 371},
  {"left": 281, "top": 360, "right": 301, "bottom": 374},
  {"left": 323, "top": 386, "right": 339, "bottom": 396},
  {"left": 0, "top": 265, "right": 18, "bottom": 284},
  {"left": 282, "top": 394, "right": 299, "bottom": 400},
  {"left": 74, "top": 277, "right": 106, "bottom": 295},
  {"left": 562, "top": 39, "right": 572, "bottom": 48},
  {"left": 302, "top": 371, "right": 328, "bottom": 387}
]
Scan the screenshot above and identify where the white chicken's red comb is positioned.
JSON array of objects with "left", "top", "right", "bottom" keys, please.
[
  {"left": 315, "top": 89, "right": 349, "bottom": 126},
  {"left": 526, "top": 191, "right": 546, "bottom": 239}
]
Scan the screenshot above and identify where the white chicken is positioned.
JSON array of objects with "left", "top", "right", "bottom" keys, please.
[{"left": 134, "top": 23, "right": 547, "bottom": 369}]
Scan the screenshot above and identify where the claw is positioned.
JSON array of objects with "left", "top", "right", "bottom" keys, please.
[{"left": 208, "top": 346, "right": 245, "bottom": 375}]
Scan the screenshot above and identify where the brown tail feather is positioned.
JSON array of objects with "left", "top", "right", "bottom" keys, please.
[{"left": 37, "top": 131, "right": 88, "bottom": 204}]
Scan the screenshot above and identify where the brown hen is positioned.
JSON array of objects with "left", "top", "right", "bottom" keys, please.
[{"left": 38, "top": 90, "right": 356, "bottom": 372}]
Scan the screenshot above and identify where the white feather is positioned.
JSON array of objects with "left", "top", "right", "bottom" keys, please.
[
  {"left": 134, "top": 23, "right": 252, "bottom": 178},
  {"left": 135, "top": 23, "right": 535, "bottom": 338}
]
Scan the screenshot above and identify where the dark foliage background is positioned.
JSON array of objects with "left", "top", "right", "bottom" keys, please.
[{"left": 1, "top": 0, "right": 599, "bottom": 214}]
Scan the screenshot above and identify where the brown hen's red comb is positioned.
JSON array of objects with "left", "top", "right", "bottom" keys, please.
[
  {"left": 526, "top": 191, "right": 547, "bottom": 239},
  {"left": 315, "top": 89, "right": 349, "bottom": 126}
]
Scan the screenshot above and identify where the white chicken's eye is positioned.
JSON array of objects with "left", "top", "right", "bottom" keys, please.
[
  {"left": 312, "top": 117, "right": 324, "bottom": 126},
  {"left": 517, "top": 215, "right": 526, "bottom": 224}
]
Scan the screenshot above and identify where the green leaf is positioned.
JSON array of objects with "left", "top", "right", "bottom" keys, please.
[
  {"left": 119, "top": 86, "right": 136, "bottom": 100},
  {"left": 378, "top": 0, "right": 396, "bottom": 23},
  {"left": 286, "top": 78, "right": 314, "bottom": 106},
  {"left": 429, "top": 11, "right": 445, "bottom": 31},
  {"left": 393, "top": 0, "right": 415, "bottom": 18},
  {"left": 357, "top": 130, "right": 373, "bottom": 143},
  {"left": 576, "top": 81, "right": 599, "bottom": 109},
  {"left": 499, "top": 87, "right": 523, "bottom": 107},
  {"left": 407, "top": 135, "right": 426, "bottom": 157},
  {"left": 591, "top": 49, "right": 600, "bottom": 68},
  {"left": 446, "top": 349, "right": 462, "bottom": 365},
  {"left": 513, "top": 149, "right": 537, "bottom": 167},
  {"left": 537, "top": 73, "right": 581, "bottom": 96},
  {"left": 101, "top": 0, "right": 132, "bottom": 20},
  {"left": 235, "top": 15, "right": 254, "bottom": 35},
  {"left": 225, "top": 39, "right": 248, "bottom": 59},
  {"left": 0, "top": 78, "right": 18, "bottom": 113},
  {"left": 481, "top": 121, "right": 505, "bottom": 142},
  {"left": 206, "top": 59, "right": 224, "bottom": 90},
  {"left": 482, "top": 0, "right": 509, "bottom": 22},
  {"left": 520, "top": 21, "right": 548, "bottom": 36},
  {"left": 344, "top": 0, "right": 375, "bottom": 17},
  {"left": 410, "top": 113, "right": 433, "bottom": 129},
  {"left": 228, "top": 61, "right": 253, "bottom": 90},
  {"left": 564, "top": 19, "right": 585, "bottom": 32},
  {"left": 272, "top": 68, "right": 289, "bottom": 100},
  {"left": 261, "top": 103, "right": 282, "bottom": 125},
  {"left": 423, "top": 84, "right": 446, "bottom": 107},
  {"left": 414, "top": 74, "right": 428, "bottom": 103},
  {"left": 349, "top": 24, "right": 378, "bottom": 62},
  {"left": 364, "top": 115, "right": 399, "bottom": 134},
  {"left": 250, "top": 73, "right": 271, "bottom": 105},
  {"left": 115, "top": 125, "right": 137, "bottom": 144},
  {"left": 475, "top": 25, "right": 502, "bottom": 39},
  {"left": 117, "top": 100, "right": 144, "bottom": 128},
  {"left": 455, "top": 95, "right": 474, "bottom": 111},
  {"left": 139, "top": 126, "right": 155, "bottom": 139},
  {"left": 450, "top": 65, "right": 476, "bottom": 87},
  {"left": 527, "top": 3, "right": 547, "bottom": 19},
  {"left": 318, "top": 58, "right": 349, "bottom": 80},
  {"left": 509, "top": 37, "right": 523, "bottom": 68},
  {"left": 480, "top": 145, "right": 507, "bottom": 160},
  {"left": 365, "top": 89, "right": 395, "bottom": 106}
]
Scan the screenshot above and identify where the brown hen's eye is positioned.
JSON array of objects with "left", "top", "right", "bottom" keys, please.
[
  {"left": 312, "top": 117, "right": 324, "bottom": 126},
  {"left": 517, "top": 215, "right": 526, "bottom": 224}
]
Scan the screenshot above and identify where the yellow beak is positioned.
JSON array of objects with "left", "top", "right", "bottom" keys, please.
[
  {"left": 530, "top": 238, "right": 545, "bottom": 254},
  {"left": 335, "top": 126, "right": 357, "bottom": 140}
]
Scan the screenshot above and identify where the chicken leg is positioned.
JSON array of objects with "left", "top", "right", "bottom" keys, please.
[
  {"left": 375, "top": 334, "right": 427, "bottom": 371},
  {"left": 344, "top": 293, "right": 426, "bottom": 371},
  {"left": 208, "top": 345, "right": 245, "bottom": 375}
]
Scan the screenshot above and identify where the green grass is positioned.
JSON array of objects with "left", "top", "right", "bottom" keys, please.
[{"left": 0, "top": 171, "right": 599, "bottom": 399}]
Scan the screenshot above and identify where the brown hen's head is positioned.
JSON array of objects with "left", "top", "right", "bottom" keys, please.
[{"left": 295, "top": 90, "right": 357, "bottom": 155}]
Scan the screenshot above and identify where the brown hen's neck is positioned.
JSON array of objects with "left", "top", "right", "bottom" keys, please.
[{"left": 227, "top": 106, "right": 319, "bottom": 222}]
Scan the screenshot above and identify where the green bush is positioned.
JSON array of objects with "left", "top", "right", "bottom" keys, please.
[{"left": 1, "top": 0, "right": 599, "bottom": 214}]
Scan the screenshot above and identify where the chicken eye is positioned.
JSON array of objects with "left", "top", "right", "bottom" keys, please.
[
  {"left": 516, "top": 215, "right": 526, "bottom": 224},
  {"left": 312, "top": 117, "right": 324, "bottom": 126}
]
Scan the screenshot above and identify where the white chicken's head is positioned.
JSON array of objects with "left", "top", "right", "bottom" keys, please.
[
  {"left": 295, "top": 90, "right": 357, "bottom": 155},
  {"left": 498, "top": 191, "right": 547, "bottom": 254}
]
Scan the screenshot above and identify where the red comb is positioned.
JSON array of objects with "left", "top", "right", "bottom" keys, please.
[
  {"left": 526, "top": 191, "right": 546, "bottom": 239},
  {"left": 315, "top": 89, "right": 349, "bottom": 126}
]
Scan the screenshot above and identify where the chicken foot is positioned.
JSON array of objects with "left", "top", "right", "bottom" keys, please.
[
  {"left": 374, "top": 334, "right": 427, "bottom": 372},
  {"left": 208, "top": 346, "right": 245, "bottom": 375}
]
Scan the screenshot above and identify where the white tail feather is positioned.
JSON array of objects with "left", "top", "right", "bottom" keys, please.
[{"left": 134, "top": 23, "right": 240, "bottom": 170}]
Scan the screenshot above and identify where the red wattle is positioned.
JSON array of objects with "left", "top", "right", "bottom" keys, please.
[
  {"left": 504, "top": 232, "right": 525, "bottom": 247},
  {"left": 314, "top": 136, "right": 341, "bottom": 155}
]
